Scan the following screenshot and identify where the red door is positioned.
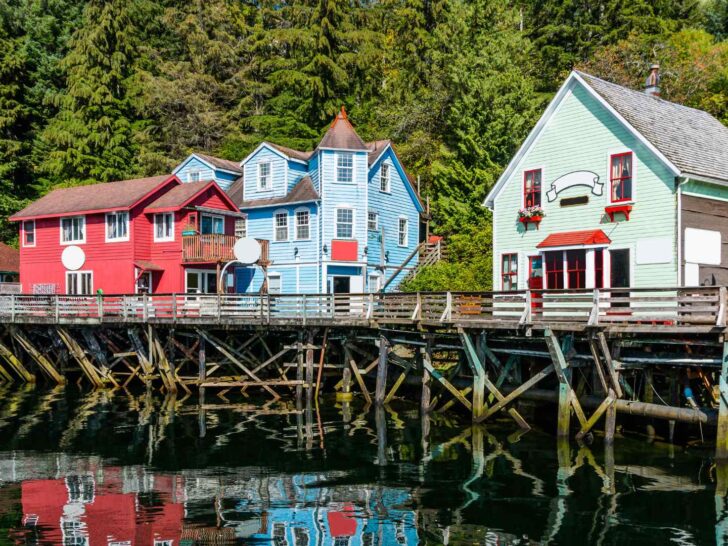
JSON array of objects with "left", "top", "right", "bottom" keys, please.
[{"left": 528, "top": 256, "right": 543, "bottom": 309}]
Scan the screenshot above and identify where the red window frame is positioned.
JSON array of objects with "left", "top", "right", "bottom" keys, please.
[
  {"left": 544, "top": 251, "right": 564, "bottom": 289},
  {"left": 610, "top": 152, "right": 633, "bottom": 203},
  {"left": 523, "top": 169, "right": 542, "bottom": 208},
  {"left": 502, "top": 253, "right": 518, "bottom": 291},
  {"left": 594, "top": 249, "right": 604, "bottom": 289},
  {"left": 566, "top": 250, "right": 587, "bottom": 289}
]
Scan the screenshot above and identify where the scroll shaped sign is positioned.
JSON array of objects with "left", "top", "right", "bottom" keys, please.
[{"left": 546, "top": 171, "right": 603, "bottom": 202}]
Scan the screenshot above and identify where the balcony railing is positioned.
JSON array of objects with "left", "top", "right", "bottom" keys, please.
[{"left": 182, "top": 235, "right": 269, "bottom": 264}]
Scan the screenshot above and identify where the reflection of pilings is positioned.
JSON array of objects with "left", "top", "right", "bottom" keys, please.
[
  {"left": 401, "top": 376, "right": 716, "bottom": 425},
  {"left": 375, "top": 405, "right": 387, "bottom": 466}
]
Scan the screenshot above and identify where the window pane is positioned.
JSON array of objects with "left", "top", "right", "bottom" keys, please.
[
  {"left": 186, "top": 272, "right": 199, "bottom": 292},
  {"left": 235, "top": 218, "right": 246, "bottom": 238},
  {"left": 398, "top": 218, "right": 408, "bottom": 245},
  {"left": 296, "top": 210, "right": 309, "bottom": 239},
  {"left": 566, "top": 250, "right": 586, "bottom": 289},
  {"left": 381, "top": 164, "right": 389, "bottom": 191},
  {"left": 545, "top": 251, "right": 564, "bottom": 289},
  {"left": 275, "top": 212, "right": 288, "bottom": 241},
  {"left": 24, "top": 221, "right": 34, "bottom": 245},
  {"left": 336, "top": 209, "right": 353, "bottom": 238},
  {"left": 337, "top": 153, "right": 353, "bottom": 183},
  {"left": 269, "top": 275, "right": 281, "bottom": 294},
  {"left": 213, "top": 217, "right": 224, "bottom": 234},
  {"left": 524, "top": 169, "right": 542, "bottom": 208},
  {"left": 611, "top": 153, "right": 632, "bottom": 201}
]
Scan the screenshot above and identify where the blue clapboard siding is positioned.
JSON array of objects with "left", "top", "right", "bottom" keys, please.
[
  {"left": 174, "top": 156, "right": 239, "bottom": 191},
  {"left": 288, "top": 161, "right": 308, "bottom": 192},
  {"left": 367, "top": 148, "right": 421, "bottom": 290},
  {"left": 308, "top": 153, "right": 320, "bottom": 193},
  {"left": 242, "top": 145, "right": 288, "bottom": 201}
]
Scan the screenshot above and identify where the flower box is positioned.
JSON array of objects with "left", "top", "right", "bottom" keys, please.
[
  {"left": 519, "top": 215, "right": 543, "bottom": 229},
  {"left": 605, "top": 204, "right": 633, "bottom": 222}
]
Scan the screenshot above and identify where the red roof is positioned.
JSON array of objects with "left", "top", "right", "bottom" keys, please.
[
  {"left": 144, "top": 180, "right": 238, "bottom": 213},
  {"left": 537, "top": 229, "right": 611, "bottom": 248},
  {"left": 0, "top": 243, "right": 19, "bottom": 273}
]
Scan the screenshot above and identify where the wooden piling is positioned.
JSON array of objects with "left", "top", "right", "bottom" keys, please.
[
  {"left": 420, "top": 346, "right": 431, "bottom": 414},
  {"left": 716, "top": 341, "right": 728, "bottom": 459},
  {"left": 375, "top": 335, "right": 389, "bottom": 405}
]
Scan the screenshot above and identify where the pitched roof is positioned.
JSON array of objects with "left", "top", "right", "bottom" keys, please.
[
  {"left": 145, "top": 180, "right": 236, "bottom": 212},
  {"left": 238, "top": 176, "right": 319, "bottom": 209},
  {"left": 10, "top": 175, "right": 174, "bottom": 220},
  {"left": 193, "top": 152, "right": 243, "bottom": 174},
  {"left": 367, "top": 140, "right": 391, "bottom": 166},
  {"left": 537, "top": 229, "right": 611, "bottom": 248},
  {"left": 0, "top": 243, "right": 19, "bottom": 273},
  {"left": 267, "top": 143, "right": 313, "bottom": 162},
  {"left": 575, "top": 71, "right": 728, "bottom": 184},
  {"left": 317, "top": 107, "right": 368, "bottom": 151},
  {"left": 226, "top": 176, "right": 245, "bottom": 205}
]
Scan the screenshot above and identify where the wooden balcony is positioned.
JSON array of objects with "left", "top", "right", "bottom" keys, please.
[{"left": 182, "top": 235, "right": 269, "bottom": 264}]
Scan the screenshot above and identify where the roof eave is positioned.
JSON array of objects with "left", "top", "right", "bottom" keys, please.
[{"left": 239, "top": 198, "right": 321, "bottom": 210}]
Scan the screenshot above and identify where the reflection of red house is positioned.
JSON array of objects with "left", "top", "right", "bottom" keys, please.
[
  {"left": 22, "top": 471, "right": 183, "bottom": 545},
  {"left": 10, "top": 175, "right": 242, "bottom": 295}
]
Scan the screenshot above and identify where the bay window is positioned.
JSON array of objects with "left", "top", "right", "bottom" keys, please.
[{"left": 610, "top": 152, "right": 633, "bottom": 202}]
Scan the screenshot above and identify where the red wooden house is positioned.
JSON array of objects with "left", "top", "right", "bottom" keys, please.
[{"left": 10, "top": 175, "right": 243, "bottom": 295}]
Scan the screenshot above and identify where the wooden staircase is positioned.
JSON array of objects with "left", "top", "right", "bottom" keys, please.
[{"left": 382, "top": 239, "right": 446, "bottom": 291}]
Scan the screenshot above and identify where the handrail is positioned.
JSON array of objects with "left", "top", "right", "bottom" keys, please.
[{"left": 0, "top": 286, "right": 724, "bottom": 329}]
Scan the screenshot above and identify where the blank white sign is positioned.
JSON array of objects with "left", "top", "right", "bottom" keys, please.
[
  {"left": 685, "top": 262, "right": 700, "bottom": 286},
  {"left": 636, "top": 237, "right": 672, "bottom": 264},
  {"left": 684, "top": 228, "right": 721, "bottom": 265}
]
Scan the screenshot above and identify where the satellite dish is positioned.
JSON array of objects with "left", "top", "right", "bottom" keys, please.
[
  {"left": 61, "top": 246, "right": 85, "bottom": 271},
  {"left": 233, "top": 238, "right": 262, "bottom": 265}
]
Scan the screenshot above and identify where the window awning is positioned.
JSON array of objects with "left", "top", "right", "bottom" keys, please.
[
  {"left": 134, "top": 260, "right": 164, "bottom": 272},
  {"left": 537, "top": 229, "right": 611, "bottom": 248}
]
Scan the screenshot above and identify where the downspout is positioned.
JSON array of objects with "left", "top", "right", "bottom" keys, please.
[{"left": 676, "top": 176, "right": 687, "bottom": 286}]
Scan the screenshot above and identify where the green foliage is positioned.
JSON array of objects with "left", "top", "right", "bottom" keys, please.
[{"left": 0, "top": 0, "right": 724, "bottom": 290}]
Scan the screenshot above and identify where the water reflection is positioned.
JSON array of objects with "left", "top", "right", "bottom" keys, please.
[{"left": 0, "top": 389, "right": 719, "bottom": 545}]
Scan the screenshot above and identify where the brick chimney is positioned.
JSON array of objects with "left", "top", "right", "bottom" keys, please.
[{"left": 645, "top": 63, "right": 660, "bottom": 97}]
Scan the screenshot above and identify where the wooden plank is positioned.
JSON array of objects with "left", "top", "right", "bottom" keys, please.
[
  {"left": 422, "top": 358, "right": 472, "bottom": 412},
  {"left": 477, "top": 364, "right": 554, "bottom": 422},
  {"left": 344, "top": 346, "right": 372, "bottom": 404},
  {"left": 12, "top": 330, "right": 64, "bottom": 384},
  {"left": 575, "top": 395, "right": 615, "bottom": 440},
  {"left": 597, "top": 331, "right": 623, "bottom": 398},
  {"left": 0, "top": 340, "right": 33, "bottom": 383},
  {"left": 56, "top": 328, "right": 105, "bottom": 387}
]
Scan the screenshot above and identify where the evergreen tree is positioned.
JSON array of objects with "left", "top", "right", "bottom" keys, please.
[{"left": 38, "top": 0, "right": 151, "bottom": 188}]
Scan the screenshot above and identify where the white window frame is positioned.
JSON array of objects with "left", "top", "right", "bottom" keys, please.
[
  {"left": 22, "top": 220, "right": 35, "bottom": 247},
  {"left": 60, "top": 216, "right": 86, "bottom": 245},
  {"left": 200, "top": 213, "right": 225, "bottom": 235},
  {"left": 368, "top": 272, "right": 382, "bottom": 292},
  {"left": 235, "top": 217, "right": 247, "bottom": 238},
  {"left": 367, "top": 211, "right": 378, "bottom": 231},
  {"left": 336, "top": 152, "right": 355, "bottom": 184},
  {"left": 188, "top": 170, "right": 201, "bottom": 183},
  {"left": 294, "top": 208, "right": 310, "bottom": 241},
  {"left": 258, "top": 161, "right": 272, "bottom": 191},
  {"left": 153, "top": 213, "right": 175, "bottom": 242},
  {"left": 335, "top": 207, "right": 355, "bottom": 239},
  {"left": 105, "top": 211, "right": 129, "bottom": 242},
  {"left": 185, "top": 269, "right": 217, "bottom": 294},
  {"left": 398, "top": 216, "right": 408, "bottom": 247},
  {"left": 380, "top": 163, "right": 391, "bottom": 193},
  {"left": 65, "top": 271, "right": 93, "bottom": 295},
  {"left": 273, "top": 210, "right": 289, "bottom": 242},
  {"left": 268, "top": 272, "right": 282, "bottom": 294}
]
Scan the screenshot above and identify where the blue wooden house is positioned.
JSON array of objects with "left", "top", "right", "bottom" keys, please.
[{"left": 174, "top": 108, "right": 425, "bottom": 294}]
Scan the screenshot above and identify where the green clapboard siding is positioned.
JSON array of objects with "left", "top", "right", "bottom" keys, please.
[
  {"left": 682, "top": 179, "right": 728, "bottom": 202},
  {"left": 493, "top": 82, "right": 678, "bottom": 289}
]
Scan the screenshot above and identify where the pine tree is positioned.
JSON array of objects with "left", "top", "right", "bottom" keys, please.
[{"left": 39, "top": 0, "right": 151, "bottom": 188}]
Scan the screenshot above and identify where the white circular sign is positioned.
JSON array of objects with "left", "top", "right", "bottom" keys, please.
[
  {"left": 233, "top": 238, "right": 262, "bottom": 264},
  {"left": 61, "top": 245, "right": 85, "bottom": 271}
]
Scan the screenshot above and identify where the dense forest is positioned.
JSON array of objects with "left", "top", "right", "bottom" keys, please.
[{"left": 1, "top": 0, "right": 727, "bottom": 289}]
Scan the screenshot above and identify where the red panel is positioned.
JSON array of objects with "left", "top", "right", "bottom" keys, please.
[
  {"left": 536, "top": 229, "right": 610, "bottom": 249},
  {"left": 331, "top": 240, "right": 358, "bottom": 261},
  {"left": 327, "top": 503, "right": 357, "bottom": 537}
]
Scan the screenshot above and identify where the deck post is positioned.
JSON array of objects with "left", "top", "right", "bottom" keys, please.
[
  {"left": 644, "top": 368, "right": 656, "bottom": 440},
  {"left": 460, "top": 331, "right": 486, "bottom": 420},
  {"left": 375, "top": 334, "right": 389, "bottom": 405},
  {"left": 716, "top": 341, "right": 728, "bottom": 459},
  {"left": 420, "top": 345, "right": 431, "bottom": 414},
  {"left": 198, "top": 334, "right": 206, "bottom": 396},
  {"left": 296, "top": 335, "right": 304, "bottom": 403},
  {"left": 544, "top": 329, "right": 582, "bottom": 438}
]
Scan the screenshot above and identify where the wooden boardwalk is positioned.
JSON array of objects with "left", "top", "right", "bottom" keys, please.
[
  {"left": 0, "top": 286, "right": 725, "bottom": 333},
  {"left": 0, "top": 286, "right": 726, "bottom": 458}
]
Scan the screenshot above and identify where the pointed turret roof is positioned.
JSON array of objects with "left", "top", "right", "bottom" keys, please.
[{"left": 317, "top": 107, "right": 368, "bottom": 151}]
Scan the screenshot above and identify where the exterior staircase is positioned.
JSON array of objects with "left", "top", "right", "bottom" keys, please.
[{"left": 382, "top": 237, "right": 446, "bottom": 291}]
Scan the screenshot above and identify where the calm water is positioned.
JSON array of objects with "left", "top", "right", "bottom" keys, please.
[{"left": 0, "top": 386, "right": 722, "bottom": 545}]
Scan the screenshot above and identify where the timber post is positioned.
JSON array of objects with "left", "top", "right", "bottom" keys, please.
[
  {"left": 375, "top": 335, "right": 389, "bottom": 405},
  {"left": 420, "top": 344, "right": 431, "bottom": 414},
  {"left": 305, "top": 331, "right": 315, "bottom": 405},
  {"left": 717, "top": 340, "right": 728, "bottom": 459}
]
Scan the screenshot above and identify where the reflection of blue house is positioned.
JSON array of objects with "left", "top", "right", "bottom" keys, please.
[
  {"left": 225, "top": 474, "right": 418, "bottom": 545},
  {"left": 173, "top": 108, "right": 424, "bottom": 294}
]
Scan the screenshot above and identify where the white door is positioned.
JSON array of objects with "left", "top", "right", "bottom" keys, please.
[{"left": 350, "top": 275, "right": 364, "bottom": 315}]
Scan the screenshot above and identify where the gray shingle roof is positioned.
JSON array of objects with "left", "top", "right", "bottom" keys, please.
[
  {"left": 577, "top": 71, "right": 728, "bottom": 183},
  {"left": 317, "top": 107, "right": 368, "bottom": 151},
  {"left": 238, "top": 176, "right": 319, "bottom": 209},
  {"left": 194, "top": 153, "right": 243, "bottom": 174}
]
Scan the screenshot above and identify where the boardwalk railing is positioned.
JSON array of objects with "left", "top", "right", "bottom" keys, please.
[{"left": 0, "top": 286, "right": 724, "bottom": 330}]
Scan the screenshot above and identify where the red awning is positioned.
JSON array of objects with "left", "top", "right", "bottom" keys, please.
[
  {"left": 537, "top": 229, "right": 611, "bottom": 248},
  {"left": 134, "top": 260, "right": 164, "bottom": 272}
]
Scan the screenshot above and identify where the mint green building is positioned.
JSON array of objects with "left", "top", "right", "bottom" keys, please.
[{"left": 485, "top": 69, "right": 728, "bottom": 293}]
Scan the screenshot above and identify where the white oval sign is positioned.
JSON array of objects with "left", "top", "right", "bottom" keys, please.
[
  {"left": 233, "top": 238, "right": 262, "bottom": 264},
  {"left": 61, "top": 245, "right": 85, "bottom": 271}
]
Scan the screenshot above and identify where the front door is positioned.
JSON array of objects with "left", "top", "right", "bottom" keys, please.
[
  {"left": 528, "top": 256, "right": 544, "bottom": 309},
  {"left": 610, "top": 249, "right": 630, "bottom": 308},
  {"left": 333, "top": 276, "right": 351, "bottom": 294}
]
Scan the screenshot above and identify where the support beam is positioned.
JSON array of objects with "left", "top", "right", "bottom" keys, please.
[
  {"left": 0, "top": 339, "right": 33, "bottom": 383},
  {"left": 422, "top": 357, "right": 472, "bottom": 411},
  {"left": 12, "top": 330, "right": 64, "bottom": 385},
  {"left": 375, "top": 335, "right": 389, "bottom": 405},
  {"left": 420, "top": 346, "right": 431, "bottom": 415},
  {"left": 57, "top": 328, "right": 105, "bottom": 387},
  {"left": 544, "top": 329, "right": 588, "bottom": 438},
  {"left": 344, "top": 345, "right": 372, "bottom": 404}
]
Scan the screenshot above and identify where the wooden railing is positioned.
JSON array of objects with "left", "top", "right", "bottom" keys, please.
[
  {"left": 182, "top": 235, "right": 270, "bottom": 264},
  {"left": 0, "top": 286, "right": 725, "bottom": 330}
]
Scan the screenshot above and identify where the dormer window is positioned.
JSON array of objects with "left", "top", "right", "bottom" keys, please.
[
  {"left": 189, "top": 170, "right": 200, "bottom": 183},
  {"left": 523, "top": 169, "right": 542, "bottom": 208},
  {"left": 336, "top": 153, "right": 354, "bottom": 184},
  {"left": 380, "top": 163, "right": 390, "bottom": 193},
  {"left": 258, "top": 162, "right": 271, "bottom": 191},
  {"left": 610, "top": 152, "right": 633, "bottom": 202}
]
